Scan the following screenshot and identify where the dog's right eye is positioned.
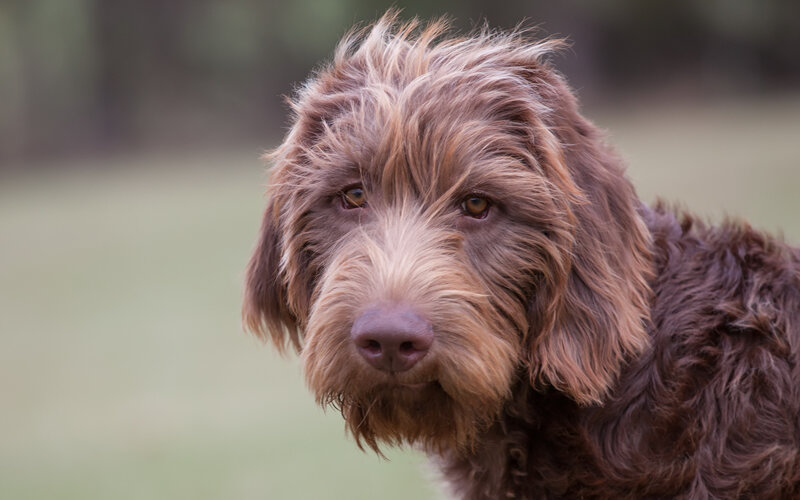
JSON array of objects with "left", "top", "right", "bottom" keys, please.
[{"left": 341, "top": 186, "right": 368, "bottom": 209}]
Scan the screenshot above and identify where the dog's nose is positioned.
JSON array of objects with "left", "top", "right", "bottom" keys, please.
[{"left": 351, "top": 305, "right": 433, "bottom": 372}]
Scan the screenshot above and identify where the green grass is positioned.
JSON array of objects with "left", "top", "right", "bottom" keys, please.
[
  {"left": 1, "top": 96, "right": 798, "bottom": 499},
  {"left": 597, "top": 95, "right": 800, "bottom": 238}
]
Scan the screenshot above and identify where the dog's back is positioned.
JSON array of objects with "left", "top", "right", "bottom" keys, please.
[{"left": 634, "top": 204, "right": 800, "bottom": 498}]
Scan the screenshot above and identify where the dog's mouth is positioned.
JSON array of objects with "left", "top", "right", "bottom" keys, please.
[
  {"left": 396, "top": 381, "right": 435, "bottom": 390},
  {"left": 375, "top": 377, "right": 440, "bottom": 392},
  {"left": 363, "top": 363, "right": 443, "bottom": 393},
  {"left": 366, "top": 378, "right": 444, "bottom": 400}
]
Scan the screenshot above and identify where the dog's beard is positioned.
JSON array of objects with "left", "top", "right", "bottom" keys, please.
[
  {"left": 322, "top": 380, "right": 504, "bottom": 455},
  {"left": 303, "top": 304, "right": 521, "bottom": 454},
  {"left": 305, "top": 323, "right": 519, "bottom": 455}
]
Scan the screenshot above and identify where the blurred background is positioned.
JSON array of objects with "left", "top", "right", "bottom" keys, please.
[{"left": 1, "top": 1, "right": 798, "bottom": 499}]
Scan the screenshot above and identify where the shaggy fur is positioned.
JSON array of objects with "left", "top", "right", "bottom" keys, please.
[{"left": 244, "top": 13, "right": 800, "bottom": 499}]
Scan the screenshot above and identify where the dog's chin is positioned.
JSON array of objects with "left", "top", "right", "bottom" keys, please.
[{"left": 328, "top": 378, "right": 500, "bottom": 455}]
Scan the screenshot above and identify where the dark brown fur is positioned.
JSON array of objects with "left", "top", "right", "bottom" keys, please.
[{"left": 244, "top": 13, "right": 800, "bottom": 499}]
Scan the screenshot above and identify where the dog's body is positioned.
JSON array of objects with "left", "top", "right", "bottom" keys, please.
[
  {"left": 245, "top": 14, "right": 800, "bottom": 499},
  {"left": 440, "top": 206, "right": 800, "bottom": 498}
]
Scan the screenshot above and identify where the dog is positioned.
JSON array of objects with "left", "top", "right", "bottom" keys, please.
[{"left": 244, "top": 13, "right": 800, "bottom": 499}]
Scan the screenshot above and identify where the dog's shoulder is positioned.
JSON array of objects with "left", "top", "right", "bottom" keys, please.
[{"left": 644, "top": 201, "right": 799, "bottom": 346}]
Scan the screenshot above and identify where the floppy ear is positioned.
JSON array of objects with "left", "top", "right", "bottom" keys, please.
[
  {"left": 243, "top": 201, "right": 301, "bottom": 352},
  {"left": 525, "top": 71, "right": 653, "bottom": 405}
]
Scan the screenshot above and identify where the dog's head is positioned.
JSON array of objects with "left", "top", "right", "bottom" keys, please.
[{"left": 244, "top": 13, "right": 652, "bottom": 453}]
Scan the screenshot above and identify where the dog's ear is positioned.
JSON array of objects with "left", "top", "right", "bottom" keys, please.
[
  {"left": 243, "top": 200, "right": 301, "bottom": 352},
  {"left": 525, "top": 70, "right": 653, "bottom": 405}
]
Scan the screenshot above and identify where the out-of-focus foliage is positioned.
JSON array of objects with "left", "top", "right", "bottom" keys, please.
[{"left": 1, "top": 0, "right": 798, "bottom": 164}]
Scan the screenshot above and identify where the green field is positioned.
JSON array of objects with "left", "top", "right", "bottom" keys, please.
[{"left": 1, "top": 96, "right": 798, "bottom": 499}]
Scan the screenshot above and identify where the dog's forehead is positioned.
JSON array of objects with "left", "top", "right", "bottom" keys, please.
[
  {"left": 302, "top": 73, "right": 541, "bottom": 202},
  {"left": 275, "top": 27, "right": 564, "bottom": 208}
]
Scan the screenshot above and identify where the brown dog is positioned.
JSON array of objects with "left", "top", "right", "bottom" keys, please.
[{"left": 244, "top": 13, "right": 800, "bottom": 499}]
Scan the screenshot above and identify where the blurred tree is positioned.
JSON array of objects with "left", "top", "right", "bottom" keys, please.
[{"left": 0, "top": 0, "right": 798, "bottom": 166}]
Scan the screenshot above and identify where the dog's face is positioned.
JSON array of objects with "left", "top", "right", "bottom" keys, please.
[{"left": 245, "top": 14, "right": 653, "bottom": 453}]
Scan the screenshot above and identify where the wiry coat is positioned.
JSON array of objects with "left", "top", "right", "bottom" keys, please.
[
  {"left": 244, "top": 13, "right": 800, "bottom": 499},
  {"left": 440, "top": 208, "right": 800, "bottom": 498}
]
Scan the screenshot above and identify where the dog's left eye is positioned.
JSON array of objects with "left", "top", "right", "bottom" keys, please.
[
  {"left": 461, "top": 195, "right": 490, "bottom": 218},
  {"left": 341, "top": 186, "right": 368, "bottom": 209}
]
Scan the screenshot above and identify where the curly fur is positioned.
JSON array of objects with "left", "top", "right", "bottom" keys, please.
[{"left": 244, "top": 12, "right": 800, "bottom": 499}]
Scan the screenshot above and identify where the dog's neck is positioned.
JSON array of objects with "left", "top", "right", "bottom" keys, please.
[{"left": 433, "top": 382, "right": 589, "bottom": 499}]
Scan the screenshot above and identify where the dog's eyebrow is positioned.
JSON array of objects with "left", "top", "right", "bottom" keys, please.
[
  {"left": 316, "top": 167, "right": 367, "bottom": 195},
  {"left": 423, "top": 168, "right": 473, "bottom": 215}
]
